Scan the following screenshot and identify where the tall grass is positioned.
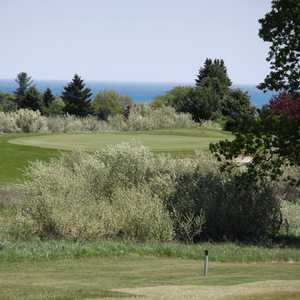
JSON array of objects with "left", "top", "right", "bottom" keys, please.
[
  {"left": 0, "top": 106, "right": 196, "bottom": 134},
  {"left": 0, "top": 240, "right": 299, "bottom": 263}
]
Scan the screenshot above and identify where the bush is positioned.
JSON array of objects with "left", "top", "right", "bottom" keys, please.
[
  {"left": 126, "top": 105, "right": 195, "bottom": 131},
  {"left": 168, "top": 169, "right": 282, "bottom": 242},
  {"left": 18, "top": 143, "right": 174, "bottom": 241},
  {"left": 0, "top": 109, "right": 47, "bottom": 133},
  {"left": 0, "top": 107, "right": 195, "bottom": 133},
  {"left": 16, "top": 143, "right": 282, "bottom": 243},
  {"left": 0, "top": 112, "right": 19, "bottom": 133}
]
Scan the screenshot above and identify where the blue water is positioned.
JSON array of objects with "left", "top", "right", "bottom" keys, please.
[{"left": 0, "top": 79, "right": 276, "bottom": 107}]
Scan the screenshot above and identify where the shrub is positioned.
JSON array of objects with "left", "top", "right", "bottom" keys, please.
[
  {"left": 0, "top": 109, "right": 47, "bottom": 133},
  {"left": 16, "top": 143, "right": 281, "bottom": 243},
  {"left": 0, "top": 112, "right": 19, "bottom": 133},
  {"left": 18, "top": 143, "right": 175, "bottom": 241},
  {"left": 0, "top": 107, "right": 195, "bottom": 133},
  {"left": 168, "top": 169, "right": 282, "bottom": 242},
  {"left": 127, "top": 105, "right": 195, "bottom": 131}
]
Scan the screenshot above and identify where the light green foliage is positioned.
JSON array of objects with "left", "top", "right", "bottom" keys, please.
[
  {"left": 47, "top": 97, "right": 65, "bottom": 116},
  {"left": 0, "top": 109, "right": 47, "bottom": 133},
  {"left": 92, "top": 90, "right": 133, "bottom": 120},
  {"left": 18, "top": 143, "right": 175, "bottom": 241},
  {"left": 125, "top": 105, "right": 195, "bottom": 131},
  {"left": 152, "top": 86, "right": 193, "bottom": 110},
  {"left": 0, "top": 106, "right": 195, "bottom": 133},
  {"left": 281, "top": 201, "right": 300, "bottom": 236}
]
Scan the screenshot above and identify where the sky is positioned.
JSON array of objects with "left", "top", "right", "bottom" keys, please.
[{"left": 0, "top": 0, "right": 272, "bottom": 84}]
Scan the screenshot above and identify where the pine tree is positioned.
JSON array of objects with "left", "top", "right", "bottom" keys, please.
[
  {"left": 62, "top": 74, "right": 92, "bottom": 116},
  {"left": 195, "top": 58, "right": 231, "bottom": 96},
  {"left": 43, "top": 88, "right": 55, "bottom": 108},
  {"left": 192, "top": 58, "right": 232, "bottom": 120},
  {"left": 14, "top": 72, "right": 33, "bottom": 108},
  {"left": 22, "top": 87, "right": 42, "bottom": 111}
]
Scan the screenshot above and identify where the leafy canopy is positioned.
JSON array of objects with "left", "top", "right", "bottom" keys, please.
[
  {"left": 258, "top": 0, "right": 300, "bottom": 93},
  {"left": 92, "top": 90, "right": 132, "bottom": 120},
  {"left": 212, "top": 0, "right": 300, "bottom": 183}
]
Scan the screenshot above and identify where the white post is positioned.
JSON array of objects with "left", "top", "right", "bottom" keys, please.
[{"left": 204, "top": 250, "right": 208, "bottom": 276}]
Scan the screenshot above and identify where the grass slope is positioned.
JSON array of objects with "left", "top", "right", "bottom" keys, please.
[
  {"left": 0, "top": 134, "right": 58, "bottom": 184},
  {"left": 0, "top": 256, "right": 300, "bottom": 300}
]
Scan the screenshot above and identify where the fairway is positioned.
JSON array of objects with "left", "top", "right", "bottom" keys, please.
[
  {"left": 0, "top": 256, "right": 300, "bottom": 300},
  {"left": 9, "top": 128, "right": 231, "bottom": 154}
]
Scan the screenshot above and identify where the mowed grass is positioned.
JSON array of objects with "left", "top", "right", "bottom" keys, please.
[
  {"left": 9, "top": 128, "right": 231, "bottom": 154},
  {"left": 0, "top": 128, "right": 231, "bottom": 184},
  {"left": 0, "top": 134, "right": 59, "bottom": 184},
  {"left": 0, "top": 256, "right": 300, "bottom": 300}
]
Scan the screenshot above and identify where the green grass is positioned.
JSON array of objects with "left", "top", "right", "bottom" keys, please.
[
  {"left": 0, "top": 128, "right": 231, "bottom": 184},
  {"left": 9, "top": 128, "right": 231, "bottom": 154},
  {"left": 0, "top": 256, "right": 299, "bottom": 299},
  {"left": 0, "top": 134, "right": 59, "bottom": 184},
  {"left": 0, "top": 240, "right": 300, "bottom": 264}
]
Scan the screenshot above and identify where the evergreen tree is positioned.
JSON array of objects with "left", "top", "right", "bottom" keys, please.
[
  {"left": 192, "top": 58, "right": 232, "bottom": 120},
  {"left": 22, "top": 87, "right": 42, "bottom": 111},
  {"left": 14, "top": 72, "right": 33, "bottom": 108},
  {"left": 62, "top": 74, "right": 92, "bottom": 116},
  {"left": 43, "top": 88, "right": 55, "bottom": 109},
  {"left": 195, "top": 58, "right": 231, "bottom": 97}
]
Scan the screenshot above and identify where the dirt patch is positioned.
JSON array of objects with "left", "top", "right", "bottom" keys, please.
[
  {"left": 0, "top": 185, "right": 24, "bottom": 207},
  {"left": 110, "top": 280, "right": 300, "bottom": 300}
]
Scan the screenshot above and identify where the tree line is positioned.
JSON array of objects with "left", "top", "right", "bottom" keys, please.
[{"left": 0, "top": 73, "right": 133, "bottom": 120}]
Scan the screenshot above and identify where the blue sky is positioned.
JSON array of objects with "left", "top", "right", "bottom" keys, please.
[{"left": 0, "top": 0, "right": 271, "bottom": 84}]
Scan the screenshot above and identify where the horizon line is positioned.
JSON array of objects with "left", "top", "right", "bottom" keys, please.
[{"left": 0, "top": 78, "right": 260, "bottom": 87}]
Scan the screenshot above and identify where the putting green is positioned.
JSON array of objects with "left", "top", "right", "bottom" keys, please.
[{"left": 9, "top": 129, "right": 231, "bottom": 154}]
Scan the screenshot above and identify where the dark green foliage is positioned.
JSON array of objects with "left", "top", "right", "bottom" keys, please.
[
  {"left": 62, "top": 74, "right": 92, "bottom": 116},
  {"left": 14, "top": 72, "right": 33, "bottom": 109},
  {"left": 212, "top": 2, "right": 300, "bottom": 184},
  {"left": 193, "top": 83, "right": 222, "bottom": 121},
  {"left": 221, "top": 89, "right": 256, "bottom": 131},
  {"left": 22, "top": 87, "right": 42, "bottom": 111},
  {"left": 195, "top": 58, "right": 232, "bottom": 96},
  {"left": 92, "top": 90, "right": 133, "bottom": 120},
  {"left": 0, "top": 92, "right": 17, "bottom": 112},
  {"left": 212, "top": 99, "right": 300, "bottom": 184},
  {"left": 168, "top": 170, "right": 282, "bottom": 242},
  {"left": 42, "top": 88, "right": 55, "bottom": 111},
  {"left": 258, "top": 0, "right": 300, "bottom": 93},
  {"left": 190, "top": 58, "right": 232, "bottom": 121},
  {"left": 154, "top": 59, "right": 240, "bottom": 123}
]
